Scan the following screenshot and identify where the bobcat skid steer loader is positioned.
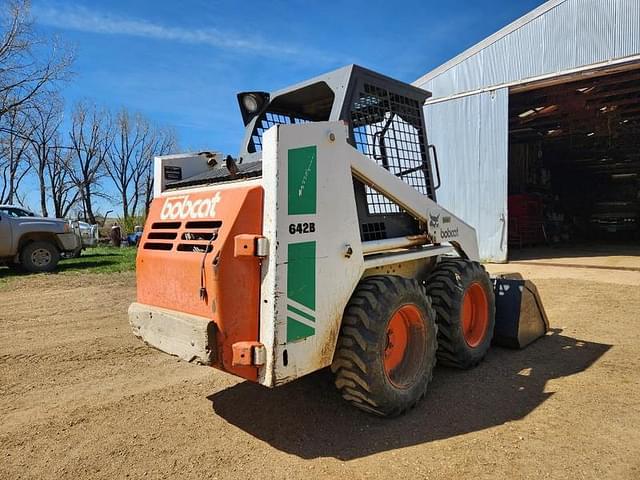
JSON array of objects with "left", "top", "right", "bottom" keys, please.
[{"left": 130, "top": 65, "right": 505, "bottom": 417}]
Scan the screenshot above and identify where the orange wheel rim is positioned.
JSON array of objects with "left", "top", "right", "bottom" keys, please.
[
  {"left": 384, "top": 304, "right": 425, "bottom": 388},
  {"left": 462, "top": 282, "right": 489, "bottom": 348}
]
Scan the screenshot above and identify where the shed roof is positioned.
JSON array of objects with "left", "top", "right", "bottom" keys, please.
[
  {"left": 414, "top": 0, "right": 566, "bottom": 87},
  {"left": 414, "top": 0, "right": 640, "bottom": 101}
]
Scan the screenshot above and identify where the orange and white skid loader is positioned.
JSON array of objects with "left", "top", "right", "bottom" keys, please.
[{"left": 130, "top": 65, "right": 500, "bottom": 416}]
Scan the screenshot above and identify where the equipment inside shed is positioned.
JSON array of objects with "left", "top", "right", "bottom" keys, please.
[{"left": 507, "top": 66, "right": 640, "bottom": 250}]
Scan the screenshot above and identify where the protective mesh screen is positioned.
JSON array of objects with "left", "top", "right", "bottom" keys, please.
[
  {"left": 361, "top": 222, "right": 387, "bottom": 241},
  {"left": 350, "top": 83, "right": 432, "bottom": 214},
  {"left": 251, "top": 112, "right": 309, "bottom": 152}
]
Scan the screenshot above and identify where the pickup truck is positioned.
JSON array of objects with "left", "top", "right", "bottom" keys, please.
[
  {"left": 0, "top": 205, "right": 81, "bottom": 273},
  {"left": 67, "top": 220, "right": 99, "bottom": 257}
]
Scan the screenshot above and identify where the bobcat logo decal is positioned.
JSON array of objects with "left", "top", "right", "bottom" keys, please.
[{"left": 429, "top": 213, "right": 440, "bottom": 229}]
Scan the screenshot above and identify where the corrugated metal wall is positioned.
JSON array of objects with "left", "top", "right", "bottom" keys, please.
[
  {"left": 417, "top": 0, "right": 640, "bottom": 261},
  {"left": 419, "top": 0, "right": 640, "bottom": 100},
  {"left": 425, "top": 88, "right": 509, "bottom": 262}
]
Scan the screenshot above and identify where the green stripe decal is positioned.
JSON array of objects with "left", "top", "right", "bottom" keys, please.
[
  {"left": 287, "top": 318, "right": 315, "bottom": 343},
  {"left": 287, "top": 241, "right": 316, "bottom": 310},
  {"left": 287, "top": 304, "right": 315, "bottom": 322},
  {"left": 288, "top": 146, "right": 317, "bottom": 215},
  {"left": 286, "top": 241, "right": 316, "bottom": 342}
]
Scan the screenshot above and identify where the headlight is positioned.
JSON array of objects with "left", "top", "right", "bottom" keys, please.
[{"left": 242, "top": 94, "right": 260, "bottom": 113}]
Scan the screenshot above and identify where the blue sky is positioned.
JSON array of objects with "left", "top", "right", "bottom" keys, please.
[{"left": 32, "top": 0, "right": 548, "bottom": 155}]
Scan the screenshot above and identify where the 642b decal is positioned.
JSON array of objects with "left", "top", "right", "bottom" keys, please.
[{"left": 289, "top": 222, "right": 316, "bottom": 235}]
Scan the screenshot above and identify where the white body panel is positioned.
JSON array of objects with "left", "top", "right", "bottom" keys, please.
[
  {"left": 259, "top": 123, "right": 365, "bottom": 386},
  {"left": 257, "top": 121, "right": 479, "bottom": 386}
]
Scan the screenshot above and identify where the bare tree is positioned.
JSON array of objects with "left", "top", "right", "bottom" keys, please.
[
  {"left": 140, "top": 126, "right": 177, "bottom": 215},
  {"left": 26, "top": 93, "right": 63, "bottom": 216},
  {"left": 0, "top": 0, "right": 73, "bottom": 119},
  {"left": 46, "top": 135, "right": 79, "bottom": 218},
  {"left": 106, "top": 108, "right": 150, "bottom": 218},
  {"left": 0, "top": 106, "right": 33, "bottom": 204},
  {"left": 67, "top": 101, "right": 112, "bottom": 224}
]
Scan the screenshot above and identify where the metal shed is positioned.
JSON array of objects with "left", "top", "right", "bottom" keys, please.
[{"left": 415, "top": 0, "right": 640, "bottom": 262}]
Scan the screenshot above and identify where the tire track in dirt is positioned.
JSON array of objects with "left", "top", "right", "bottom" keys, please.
[{"left": 0, "top": 357, "right": 214, "bottom": 435}]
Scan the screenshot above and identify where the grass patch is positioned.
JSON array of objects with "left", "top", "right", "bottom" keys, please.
[
  {"left": 59, "top": 246, "right": 137, "bottom": 274},
  {"left": 0, "top": 246, "right": 137, "bottom": 284}
]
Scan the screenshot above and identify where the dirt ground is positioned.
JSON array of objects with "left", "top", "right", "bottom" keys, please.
[{"left": 1, "top": 248, "right": 640, "bottom": 480}]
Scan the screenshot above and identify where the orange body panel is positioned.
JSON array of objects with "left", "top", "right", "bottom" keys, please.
[
  {"left": 232, "top": 341, "right": 264, "bottom": 366},
  {"left": 137, "top": 185, "right": 263, "bottom": 381}
]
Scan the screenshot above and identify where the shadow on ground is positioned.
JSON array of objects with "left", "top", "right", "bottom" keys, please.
[
  {"left": 0, "top": 253, "right": 120, "bottom": 279},
  {"left": 57, "top": 259, "right": 120, "bottom": 272},
  {"left": 208, "top": 330, "right": 610, "bottom": 460}
]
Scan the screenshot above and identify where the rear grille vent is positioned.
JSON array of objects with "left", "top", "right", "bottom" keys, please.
[
  {"left": 179, "top": 220, "right": 221, "bottom": 252},
  {"left": 144, "top": 221, "right": 182, "bottom": 251},
  {"left": 177, "top": 244, "right": 214, "bottom": 253},
  {"left": 148, "top": 232, "right": 177, "bottom": 240},
  {"left": 143, "top": 219, "right": 222, "bottom": 253},
  {"left": 151, "top": 222, "right": 181, "bottom": 230},
  {"left": 182, "top": 232, "right": 216, "bottom": 241},
  {"left": 185, "top": 221, "right": 222, "bottom": 229},
  {"left": 143, "top": 242, "right": 173, "bottom": 251}
]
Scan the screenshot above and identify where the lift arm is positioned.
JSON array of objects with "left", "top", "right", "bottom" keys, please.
[{"left": 346, "top": 128, "right": 480, "bottom": 261}]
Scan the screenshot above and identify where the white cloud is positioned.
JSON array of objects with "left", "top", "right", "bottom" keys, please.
[{"left": 32, "top": 4, "right": 309, "bottom": 59}]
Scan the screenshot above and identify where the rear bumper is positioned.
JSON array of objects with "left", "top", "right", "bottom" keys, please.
[
  {"left": 57, "top": 233, "right": 81, "bottom": 252},
  {"left": 81, "top": 237, "right": 99, "bottom": 248},
  {"left": 129, "top": 302, "right": 216, "bottom": 365}
]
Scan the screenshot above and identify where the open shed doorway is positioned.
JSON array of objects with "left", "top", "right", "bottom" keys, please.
[{"left": 506, "top": 64, "right": 640, "bottom": 261}]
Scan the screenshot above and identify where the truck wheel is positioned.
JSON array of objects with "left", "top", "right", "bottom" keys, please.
[
  {"left": 426, "top": 259, "right": 495, "bottom": 369},
  {"left": 20, "top": 241, "right": 60, "bottom": 273},
  {"left": 331, "top": 275, "right": 437, "bottom": 417}
]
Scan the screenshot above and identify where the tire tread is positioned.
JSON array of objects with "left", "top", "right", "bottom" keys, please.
[
  {"left": 426, "top": 259, "right": 495, "bottom": 369},
  {"left": 332, "top": 275, "right": 437, "bottom": 417}
]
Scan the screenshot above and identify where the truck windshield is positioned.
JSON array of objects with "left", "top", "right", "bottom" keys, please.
[{"left": 0, "top": 207, "right": 35, "bottom": 217}]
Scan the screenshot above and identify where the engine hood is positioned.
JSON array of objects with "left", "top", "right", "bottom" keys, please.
[{"left": 14, "top": 217, "right": 67, "bottom": 232}]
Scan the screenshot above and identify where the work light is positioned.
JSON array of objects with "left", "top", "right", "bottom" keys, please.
[{"left": 242, "top": 94, "right": 260, "bottom": 113}]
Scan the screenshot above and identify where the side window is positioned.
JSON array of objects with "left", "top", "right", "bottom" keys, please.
[
  {"left": 250, "top": 112, "right": 309, "bottom": 152},
  {"left": 246, "top": 81, "right": 335, "bottom": 153},
  {"left": 349, "top": 82, "right": 433, "bottom": 215}
]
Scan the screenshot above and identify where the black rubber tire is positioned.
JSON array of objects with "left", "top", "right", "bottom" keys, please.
[
  {"left": 331, "top": 275, "right": 438, "bottom": 417},
  {"left": 426, "top": 259, "right": 495, "bottom": 369},
  {"left": 20, "top": 241, "right": 60, "bottom": 273}
]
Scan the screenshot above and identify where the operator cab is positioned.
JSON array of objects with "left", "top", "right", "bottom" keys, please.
[{"left": 166, "top": 64, "right": 440, "bottom": 242}]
